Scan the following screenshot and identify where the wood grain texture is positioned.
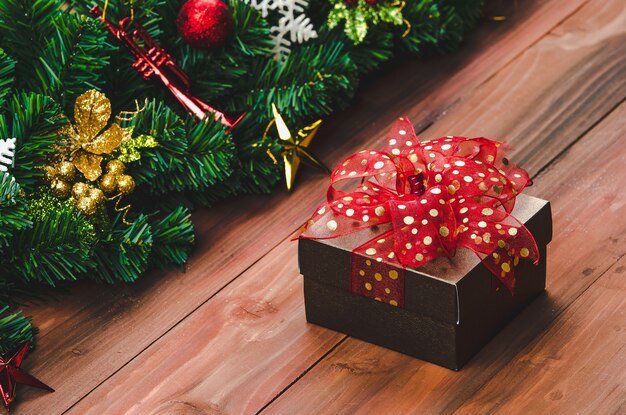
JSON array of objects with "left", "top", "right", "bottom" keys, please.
[
  {"left": 16, "top": 1, "right": 592, "bottom": 414},
  {"left": 63, "top": 1, "right": 626, "bottom": 414},
  {"left": 64, "top": 245, "right": 438, "bottom": 414},
  {"left": 262, "top": 100, "right": 626, "bottom": 414},
  {"left": 422, "top": 0, "right": 626, "bottom": 174},
  {"left": 453, "top": 258, "right": 626, "bottom": 414},
  {"left": 69, "top": 243, "right": 345, "bottom": 415}
]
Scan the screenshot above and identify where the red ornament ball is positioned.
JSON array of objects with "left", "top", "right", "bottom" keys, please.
[{"left": 177, "top": 0, "right": 234, "bottom": 49}]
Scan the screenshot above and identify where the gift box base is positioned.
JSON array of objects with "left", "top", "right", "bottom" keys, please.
[{"left": 303, "top": 247, "right": 547, "bottom": 370}]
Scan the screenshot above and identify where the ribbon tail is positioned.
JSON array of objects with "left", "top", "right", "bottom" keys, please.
[
  {"left": 352, "top": 229, "right": 399, "bottom": 265},
  {"left": 461, "top": 216, "right": 540, "bottom": 293}
]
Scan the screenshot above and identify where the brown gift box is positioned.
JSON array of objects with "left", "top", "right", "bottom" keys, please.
[{"left": 298, "top": 194, "right": 552, "bottom": 370}]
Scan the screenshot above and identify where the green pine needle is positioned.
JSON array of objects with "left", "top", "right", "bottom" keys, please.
[
  {"left": 0, "top": 0, "right": 484, "bottom": 353},
  {"left": 0, "top": 306, "right": 34, "bottom": 355}
]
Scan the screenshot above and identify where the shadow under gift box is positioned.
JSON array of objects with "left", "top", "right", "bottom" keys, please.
[{"left": 298, "top": 194, "right": 552, "bottom": 370}]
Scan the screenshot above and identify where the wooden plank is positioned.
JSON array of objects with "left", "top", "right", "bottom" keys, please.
[
  {"left": 262, "top": 101, "right": 626, "bottom": 414},
  {"left": 422, "top": 0, "right": 626, "bottom": 173},
  {"left": 17, "top": 1, "right": 590, "bottom": 414},
  {"left": 15, "top": 0, "right": 584, "bottom": 413},
  {"left": 64, "top": 1, "right": 624, "bottom": 413},
  {"left": 452, "top": 258, "right": 626, "bottom": 414},
  {"left": 65, "top": 236, "right": 342, "bottom": 414}
]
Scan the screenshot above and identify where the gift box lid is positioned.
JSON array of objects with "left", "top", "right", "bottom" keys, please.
[{"left": 298, "top": 194, "right": 552, "bottom": 325}]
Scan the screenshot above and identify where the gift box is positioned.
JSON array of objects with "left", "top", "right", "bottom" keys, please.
[
  {"left": 297, "top": 117, "right": 552, "bottom": 370},
  {"left": 299, "top": 193, "right": 551, "bottom": 370}
]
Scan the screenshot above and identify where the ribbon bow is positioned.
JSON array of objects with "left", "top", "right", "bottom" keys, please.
[{"left": 300, "top": 117, "right": 539, "bottom": 290}]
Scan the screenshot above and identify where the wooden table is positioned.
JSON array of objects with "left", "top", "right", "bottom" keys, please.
[{"left": 17, "top": 0, "right": 626, "bottom": 413}]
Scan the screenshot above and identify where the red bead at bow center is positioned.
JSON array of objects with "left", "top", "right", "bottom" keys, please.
[{"left": 408, "top": 173, "right": 426, "bottom": 196}]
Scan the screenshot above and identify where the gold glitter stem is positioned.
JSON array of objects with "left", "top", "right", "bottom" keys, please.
[
  {"left": 116, "top": 99, "right": 147, "bottom": 122},
  {"left": 487, "top": 0, "right": 518, "bottom": 21},
  {"left": 402, "top": 19, "right": 411, "bottom": 38},
  {"left": 107, "top": 193, "right": 134, "bottom": 225},
  {"left": 262, "top": 118, "right": 276, "bottom": 143},
  {"left": 102, "top": 0, "right": 135, "bottom": 23},
  {"left": 266, "top": 149, "right": 278, "bottom": 165}
]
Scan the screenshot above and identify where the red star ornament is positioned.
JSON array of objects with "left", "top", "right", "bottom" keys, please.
[{"left": 0, "top": 342, "right": 53, "bottom": 411}]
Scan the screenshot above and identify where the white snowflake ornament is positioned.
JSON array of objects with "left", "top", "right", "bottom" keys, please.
[
  {"left": 0, "top": 138, "right": 16, "bottom": 172},
  {"left": 245, "top": 0, "right": 277, "bottom": 18},
  {"left": 244, "top": 0, "right": 318, "bottom": 59}
]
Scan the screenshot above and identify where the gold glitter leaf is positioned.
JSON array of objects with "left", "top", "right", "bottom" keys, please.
[
  {"left": 75, "top": 90, "right": 111, "bottom": 143},
  {"left": 73, "top": 151, "right": 103, "bottom": 182},
  {"left": 83, "top": 123, "right": 127, "bottom": 155},
  {"left": 58, "top": 123, "right": 77, "bottom": 142}
]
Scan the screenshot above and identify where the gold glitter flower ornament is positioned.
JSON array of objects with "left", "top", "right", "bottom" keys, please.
[
  {"left": 44, "top": 90, "right": 144, "bottom": 221},
  {"left": 59, "top": 89, "right": 131, "bottom": 182}
]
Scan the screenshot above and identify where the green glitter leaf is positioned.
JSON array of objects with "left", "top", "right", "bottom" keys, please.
[
  {"left": 115, "top": 130, "right": 158, "bottom": 164},
  {"left": 328, "top": 0, "right": 404, "bottom": 44}
]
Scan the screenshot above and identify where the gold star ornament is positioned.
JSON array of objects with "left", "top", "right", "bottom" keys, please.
[{"left": 271, "top": 103, "right": 328, "bottom": 191}]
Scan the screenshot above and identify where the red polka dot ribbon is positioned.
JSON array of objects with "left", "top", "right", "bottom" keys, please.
[{"left": 300, "top": 117, "right": 540, "bottom": 296}]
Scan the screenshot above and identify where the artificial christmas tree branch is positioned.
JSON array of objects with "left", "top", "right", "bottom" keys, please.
[{"left": 0, "top": 0, "right": 483, "bottom": 405}]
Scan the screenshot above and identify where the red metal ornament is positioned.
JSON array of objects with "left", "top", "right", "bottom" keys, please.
[
  {"left": 90, "top": 5, "right": 243, "bottom": 128},
  {"left": 0, "top": 342, "right": 53, "bottom": 411}
]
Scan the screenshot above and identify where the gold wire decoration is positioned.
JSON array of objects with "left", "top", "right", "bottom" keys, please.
[
  {"left": 108, "top": 193, "right": 134, "bottom": 226},
  {"left": 402, "top": 19, "right": 411, "bottom": 38},
  {"left": 258, "top": 118, "right": 279, "bottom": 165},
  {"left": 102, "top": 0, "right": 134, "bottom": 22},
  {"left": 393, "top": 1, "right": 411, "bottom": 38},
  {"left": 486, "top": 0, "right": 518, "bottom": 22},
  {"left": 102, "top": 0, "right": 109, "bottom": 20},
  {"left": 116, "top": 99, "right": 147, "bottom": 123}
]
